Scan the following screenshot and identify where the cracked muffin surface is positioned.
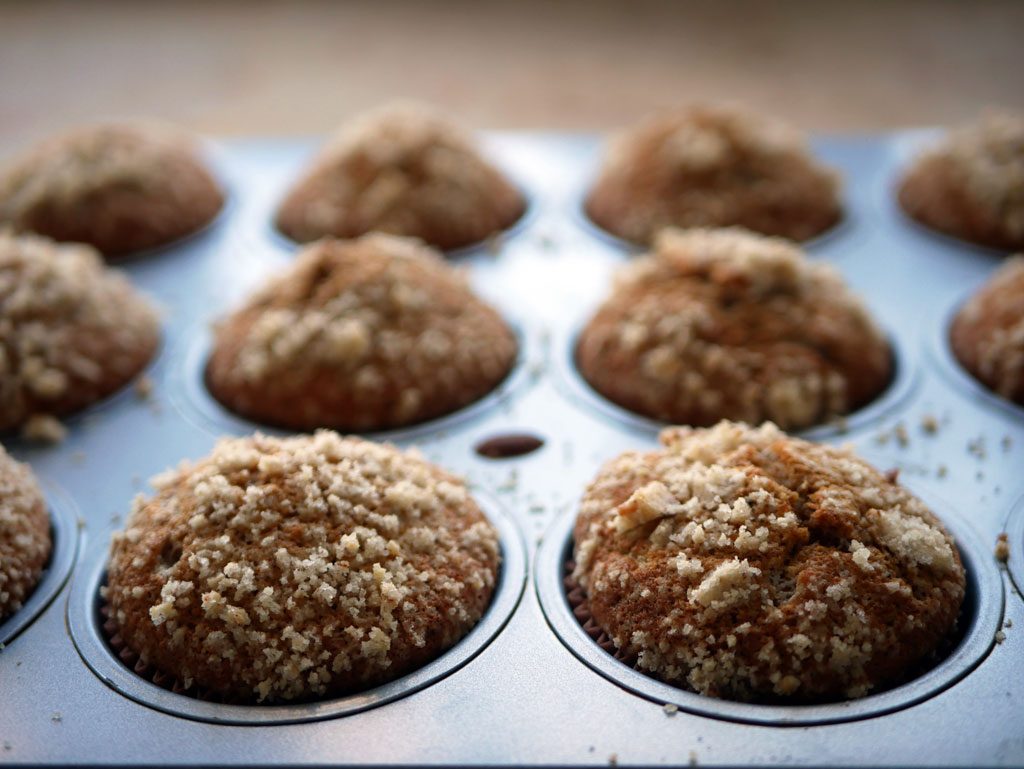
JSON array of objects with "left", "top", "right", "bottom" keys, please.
[
  {"left": 898, "top": 111, "right": 1024, "bottom": 251},
  {"left": 276, "top": 102, "right": 525, "bottom": 250},
  {"left": 105, "top": 431, "right": 501, "bottom": 703},
  {"left": 0, "top": 122, "right": 224, "bottom": 258},
  {"left": 585, "top": 105, "right": 841, "bottom": 245},
  {"left": 0, "top": 231, "right": 160, "bottom": 433},
  {"left": 572, "top": 421, "right": 966, "bottom": 702},
  {"left": 576, "top": 227, "right": 892, "bottom": 430},
  {"left": 950, "top": 255, "right": 1024, "bottom": 405},
  {"left": 206, "top": 233, "right": 517, "bottom": 431},
  {"left": 0, "top": 445, "right": 50, "bottom": 622}
]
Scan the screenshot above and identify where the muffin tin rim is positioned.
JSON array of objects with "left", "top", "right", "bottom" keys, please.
[
  {"left": 534, "top": 488, "right": 1004, "bottom": 726},
  {"left": 551, "top": 322, "right": 919, "bottom": 442},
  {"left": 0, "top": 483, "right": 80, "bottom": 647},
  {"left": 1005, "top": 493, "right": 1024, "bottom": 600},
  {"left": 65, "top": 489, "right": 528, "bottom": 726}
]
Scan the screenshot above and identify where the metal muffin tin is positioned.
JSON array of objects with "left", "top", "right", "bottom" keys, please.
[{"left": 0, "top": 132, "right": 1022, "bottom": 767}]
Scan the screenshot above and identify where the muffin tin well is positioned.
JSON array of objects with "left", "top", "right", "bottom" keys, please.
[{"left": 0, "top": 132, "right": 1021, "bottom": 767}]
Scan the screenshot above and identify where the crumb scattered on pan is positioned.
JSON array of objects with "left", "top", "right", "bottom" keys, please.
[
  {"left": 1006, "top": 619, "right": 1014, "bottom": 628},
  {"left": 920, "top": 414, "right": 939, "bottom": 434},
  {"left": 50, "top": 712, "right": 61, "bottom": 723},
  {"left": 967, "top": 436, "right": 987, "bottom": 459},
  {"left": 831, "top": 415, "right": 848, "bottom": 434},
  {"left": 663, "top": 702, "right": 679, "bottom": 715},
  {"left": 609, "top": 754, "right": 618, "bottom": 766},
  {"left": 995, "top": 533, "right": 1010, "bottom": 562},
  {"left": 936, "top": 464, "right": 948, "bottom": 478},
  {"left": 894, "top": 422, "right": 909, "bottom": 447},
  {"left": 689, "top": 750, "right": 699, "bottom": 766},
  {"left": 1003, "top": 435, "right": 1013, "bottom": 451},
  {"left": 995, "top": 630, "right": 1006, "bottom": 644},
  {"left": 20, "top": 414, "right": 67, "bottom": 444},
  {"left": 134, "top": 375, "right": 154, "bottom": 399},
  {"left": 497, "top": 469, "right": 519, "bottom": 493}
]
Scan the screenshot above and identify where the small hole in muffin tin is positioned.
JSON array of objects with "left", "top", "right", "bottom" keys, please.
[
  {"left": 167, "top": 320, "right": 534, "bottom": 445},
  {"left": 0, "top": 485, "right": 80, "bottom": 647},
  {"left": 926, "top": 297, "right": 1024, "bottom": 421},
  {"left": 67, "top": 492, "right": 526, "bottom": 725},
  {"left": 553, "top": 324, "right": 918, "bottom": 441},
  {"left": 571, "top": 186, "right": 853, "bottom": 256},
  {"left": 263, "top": 188, "right": 537, "bottom": 259},
  {"left": 535, "top": 494, "right": 1004, "bottom": 726}
]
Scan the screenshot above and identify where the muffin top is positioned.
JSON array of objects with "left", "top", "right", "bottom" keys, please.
[
  {"left": 275, "top": 102, "right": 526, "bottom": 250},
  {"left": 0, "top": 231, "right": 160, "bottom": 432},
  {"left": 573, "top": 421, "right": 966, "bottom": 702},
  {"left": 0, "top": 121, "right": 224, "bottom": 258},
  {"left": 105, "top": 431, "right": 501, "bottom": 702},
  {"left": 0, "top": 444, "right": 51, "bottom": 622},
  {"left": 206, "top": 233, "right": 517, "bottom": 431},
  {"left": 898, "top": 111, "right": 1024, "bottom": 251},
  {"left": 950, "top": 255, "right": 1024, "bottom": 405},
  {"left": 575, "top": 228, "right": 892, "bottom": 430},
  {"left": 585, "top": 105, "right": 841, "bottom": 245}
]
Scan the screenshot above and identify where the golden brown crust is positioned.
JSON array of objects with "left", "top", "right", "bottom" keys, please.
[
  {"left": 0, "top": 444, "right": 51, "bottom": 622},
  {"left": 0, "top": 122, "right": 225, "bottom": 258},
  {"left": 206, "top": 234, "right": 517, "bottom": 432},
  {"left": 950, "top": 256, "right": 1024, "bottom": 405},
  {"left": 105, "top": 431, "right": 501, "bottom": 702},
  {"left": 0, "top": 231, "right": 161, "bottom": 432},
  {"left": 576, "top": 228, "right": 892, "bottom": 430},
  {"left": 573, "top": 421, "right": 966, "bottom": 702},
  {"left": 275, "top": 102, "right": 526, "bottom": 251},
  {"left": 898, "top": 112, "right": 1024, "bottom": 251},
  {"left": 585, "top": 105, "right": 841, "bottom": 245}
]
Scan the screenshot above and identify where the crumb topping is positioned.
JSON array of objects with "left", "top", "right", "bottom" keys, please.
[
  {"left": 586, "top": 104, "right": 841, "bottom": 244},
  {"left": 276, "top": 102, "right": 524, "bottom": 249},
  {"left": 0, "top": 444, "right": 51, "bottom": 620},
  {"left": 0, "top": 231, "right": 160, "bottom": 430},
  {"left": 573, "top": 421, "right": 965, "bottom": 701},
  {"left": 206, "top": 233, "right": 516, "bottom": 431},
  {"left": 576, "top": 228, "right": 891, "bottom": 430},
  {"left": 951, "top": 256, "right": 1024, "bottom": 403},
  {"left": 107, "top": 431, "right": 500, "bottom": 702}
]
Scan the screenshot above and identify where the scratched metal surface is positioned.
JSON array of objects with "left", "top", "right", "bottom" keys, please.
[{"left": 0, "top": 132, "right": 1022, "bottom": 767}]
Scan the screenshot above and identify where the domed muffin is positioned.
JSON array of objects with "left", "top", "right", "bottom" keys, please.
[
  {"left": 0, "top": 445, "right": 50, "bottom": 623},
  {"left": 0, "top": 231, "right": 160, "bottom": 433},
  {"left": 275, "top": 102, "right": 526, "bottom": 250},
  {"left": 575, "top": 227, "right": 891, "bottom": 430},
  {"left": 0, "top": 121, "right": 224, "bottom": 258},
  {"left": 105, "top": 431, "right": 501, "bottom": 702},
  {"left": 898, "top": 112, "right": 1024, "bottom": 251},
  {"left": 950, "top": 256, "right": 1024, "bottom": 405},
  {"left": 585, "top": 105, "right": 841, "bottom": 245},
  {"left": 206, "top": 233, "right": 517, "bottom": 432},
  {"left": 573, "top": 421, "right": 966, "bottom": 702}
]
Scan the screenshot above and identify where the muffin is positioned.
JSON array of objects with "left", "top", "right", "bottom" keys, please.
[
  {"left": 950, "top": 256, "right": 1024, "bottom": 405},
  {"left": 0, "top": 231, "right": 160, "bottom": 433},
  {"left": 206, "top": 233, "right": 517, "bottom": 432},
  {"left": 575, "top": 227, "right": 892, "bottom": 430},
  {"left": 572, "top": 421, "right": 966, "bottom": 702},
  {"left": 105, "top": 431, "right": 501, "bottom": 702},
  {"left": 275, "top": 102, "right": 526, "bottom": 250},
  {"left": 0, "top": 445, "right": 51, "bottom": 623},
  {"left": 898, "top": 112, "right": 1024, "bottom": 251},
  {"left": 0, "top": 121, "right": 224, "bottom": 258},
  {"left": 585, "top": 105, "right": 841, "bottom": 245}
]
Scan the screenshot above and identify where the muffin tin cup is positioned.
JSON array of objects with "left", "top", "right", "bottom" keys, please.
[
  {"left": 535, "top": 495, "right": 1004, "bottom": 727},
  {"left": 167, "top": 320, "right": 536, "bottom": 445},
  {"left": 552, "top": 324, "right": 919, "bottom": 441},
  {"left": 66, "top": 491, "right": 527, "bottom": 726},
  {"left": 926, "top": 298, "right": 1024, "bottom": 422},
  {"left": 0, "top": 484, "right": 80, "bottom": 647}
]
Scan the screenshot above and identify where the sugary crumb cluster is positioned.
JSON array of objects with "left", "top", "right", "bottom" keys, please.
[
  {"left": 585, "top": 104, "right": 841, "bottom": 244},
  {"left": 105, "top": 431, "right": 501, "bottom": 702},
  {"left": 0, "top": 444, "right": 51, "bottom": 621},
  {"left": 0, "top": 122, "right": 224, "bottom": 257},
  {"left": 899, "top": 111, "right": 1024, "bottom": 250},
  {"left": 573, "top": 421, "right": 966, "bottom": 701},
  {"left": 951, "top": 255, "right": 1024, "bottom": 405},
  {"left": 576, "top": 227, "right": 892, "bottom": 430},
  {"left": 206, "top": 233, "right": 517, "bottom": 431},
  {"left": 275, "top": 102, "right": 525, "bottom": 250},
  {"left": 0, "top": 231, "right": 160, "bottom": 431}
]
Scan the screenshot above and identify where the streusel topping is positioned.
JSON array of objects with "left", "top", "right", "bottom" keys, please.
[{"left": 0, "top": 444, "right": 51, "bottom": 619}]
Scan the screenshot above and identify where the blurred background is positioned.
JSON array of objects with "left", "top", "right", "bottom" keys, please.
[{"left": 2, "top": 0, "right": 1023, "bottom": 152}]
